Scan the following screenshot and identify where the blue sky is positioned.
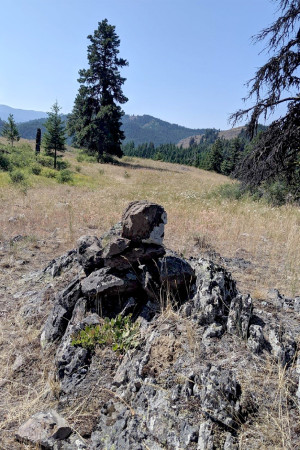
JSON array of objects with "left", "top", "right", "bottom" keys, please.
[{"left": 1, "top": 0, "right": 279, "bottom": 129}]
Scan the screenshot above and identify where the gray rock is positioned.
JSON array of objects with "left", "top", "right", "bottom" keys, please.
[
  {"left": 122, "top": 200, "right": 167, "bottom": 244},
  {"left": 294, "top": 296, "right": 300, "bottom": 312},
  {"left": 198, "top": 420, "right": 214, "bottom": 450},
  {"left": 159, "top": 253, "right": 195, "bottom": 300},
  {"left": 247, "top": 324, "right": 265, "bottom": 354},
  {"left": 43, "top": 249, "right": 78, "bottom": 277},
  {"left": 104, "top": 243, "right": 165, "bottom": 271},
  {"left": 101, "top": 235, "right": 131, "bottom": 259},
  {"left": 227, "top": 294, "right": 253, "bottom": 339},
  {"left": 77, "top": 235, "right": 103, "bottom": 274},
  {"left": 199, "top": 365, "right": 242, "bottom": 428},
  {"left": 56, "top": 313, "right": 101, "bottom": 394},
  {"left": 15, "top": 410, "right": 71, "bottom": 448},
  {"left": 190, "top": 258, "right": 237, "bottom": 324},
  {"left": 41, "top": 278, "right": 82, "bottom": 346},
  {"left": 268, "top": 325, "right": 296, "bottom": 367},
  {"left": 267, "top": 288, "right": 284, "bottom": 309},
  {"left": 81, "top": 267, "right": 139, "bottom": 298}
]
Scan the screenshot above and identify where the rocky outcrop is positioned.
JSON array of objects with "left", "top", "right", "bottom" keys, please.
[{"left": 17, "top": 200, "right": 299, "bottom": 449}]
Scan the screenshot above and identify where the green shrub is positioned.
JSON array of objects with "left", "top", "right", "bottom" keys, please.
[
  {"left": 71, "top": 314, "right": 139, "bottom": 354},
  {"left": 31, "top": 164, "right": 42, "bottom": 175},
  {"left": 98, "top": 152, "right": 118, "bottom": 164},
  {"left": 0, "top": 153, "right": 11, "bottom": 171},
  {"left": 212, "top": 183, "right": 243, "bottom": 201},
  {"left": 43, "top": 168, "right": 57, "bottom": 178},
  {"left": 76, "top": 152, "right": 97, "bottom": 163},
  {"left": 57, "top": 169, "right": 73, "bottom": 183},
  {"left": 75, "top": 165, "right": 81, "bottom": 173},
  {"left": 263, "top": 181, "right": 289, "bottom": 206},
  {"left": 9, "top": 169, "right": 26, "bottom": 184},
  {"left": 37, "top": 155, "right": 54, "bottom": 167},
  {"left": 57, "top": 159, "right": 70, "bottom": 171}
]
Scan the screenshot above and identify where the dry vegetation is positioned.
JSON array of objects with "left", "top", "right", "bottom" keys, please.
[{"left": 0, "top": 141, "right": 299, "bottom": 449}]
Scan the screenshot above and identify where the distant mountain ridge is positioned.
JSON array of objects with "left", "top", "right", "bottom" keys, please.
[
  {"left": 0, "top": 104, "right": 47, "bottom": 123},
  {"left": 0, "top": 104, "right": 241, "bottom": 147}
]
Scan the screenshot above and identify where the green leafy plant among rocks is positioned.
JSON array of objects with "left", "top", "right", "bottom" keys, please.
[{"left": 71, "top": 314, "right": 140, "bottom": 354}]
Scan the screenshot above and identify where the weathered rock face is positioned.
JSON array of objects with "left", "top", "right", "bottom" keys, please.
[
  {"left": 17, "top": 201, "right": 300, "bottom": 449},
  {"left": 122, "top": 200, "right": 167, "bottom": 244}
]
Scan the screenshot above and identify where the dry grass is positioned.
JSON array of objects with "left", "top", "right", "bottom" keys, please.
[
  {"left": 0, "top": 142, "right": 299, "bottom": 448},
  {"left": 0, "top": 144, "right": 299, "bottom": 297}
]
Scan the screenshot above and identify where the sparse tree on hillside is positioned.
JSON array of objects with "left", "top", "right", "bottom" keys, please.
[
  {"left": 43, "top": 102, "right": 66, "bottom": 169},
  {"left": 1, "top": 114, "right": 20, "bottom": 146},
  {"left": 230, "top": 0, "right": 300, "bottom": 199},
  {"left": 35, "top": 128, "right": 41, "bottom": 154},
  {"left": 68, "top": 19, "right": 128, "bottom": 161}
]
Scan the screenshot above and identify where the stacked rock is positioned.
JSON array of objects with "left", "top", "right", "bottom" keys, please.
[{"left": 41, "top": 201, "right": 195, "bottom": 348}]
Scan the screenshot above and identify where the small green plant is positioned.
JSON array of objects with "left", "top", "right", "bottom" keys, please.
[
  {"left": 9, "top": 169, "right": 26, "bottom": 184},
  {"left": 57, "top": 159, "right": 70, "bottom": 171},
  {"left": 71, "top": 314, "right": 140, "bottom": 354},
  {"left": 57, "top": 169, "right": 73, "bottom": 183},
  {"left": 213, "top": 183, "right": 243, "bottom": 200},
  {"left": 36, "top": 155, "right": 54, "bottom": 168},
  {"left": 31, "top": 164, "right": 42, "bottom": 175},
  {"left": 43, "top": 168, "right": 57, "bottom": 178},
  {"left": 0, "top": 153, "right": 11, "bottom": 171},
  {"left": 75, "top": 165, "right": 81, "bottom": 173}
]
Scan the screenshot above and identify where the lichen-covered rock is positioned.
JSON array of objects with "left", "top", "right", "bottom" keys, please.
[
  {"left": 190, "top": 258, "right": 238, "bottom": 324},
  {"left": 81, "top": 267, "right": 139, "bottom": 298},
  {"left": 247, "top": 324, "right": 265, "bottom": 354},
  {"left": 15, "top": 410, "right": 71, "bottom": 448},
  {"left": 77, "top": 235, "right": 103, "bottom": 274},
  {"left": 227, "top": 294, "right": 253, "bottom": 339},
  {"left": 122, "top": 200, "right": 167, "bottom": 244},
  {"left": 43, "top": 249, "right": 78, "bottom": 277}
]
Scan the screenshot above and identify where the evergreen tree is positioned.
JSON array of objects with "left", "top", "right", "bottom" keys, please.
[
  {"left": 68, "top": 19, "right": 128, "bottom": 161},
  {"left": 35, "top": 128, "right": 41, "bottom": 154},
  {"left": 1, "top": 114, "right": 20, "bottom": 146},
  {"left": 208, "top": 139, "right": 224, "bottom": 173},
  {"left": 43, "top": 102, "right": 66, "bottom": 169}
]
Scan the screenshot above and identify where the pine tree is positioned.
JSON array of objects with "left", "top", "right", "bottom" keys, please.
[
  {"left": 68, "top": 19, "right": 128, "bottom": 161},
  {"left": 208, "top": 139, "right": 224, "bottom": 173},
  {"left": 43, "top": 102, "right": 66, "bottom": 169},
  {"left": 1, "top": 114, "right": 20, "bottom": 146}
]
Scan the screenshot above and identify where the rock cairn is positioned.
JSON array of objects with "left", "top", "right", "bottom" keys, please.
[{"left": 16, "top": 200, "right": 299, "bottom": 450}]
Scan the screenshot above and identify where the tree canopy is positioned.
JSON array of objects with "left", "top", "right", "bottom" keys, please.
[{"left": 68, "top": 19, "right": 128, "bottom": 160}]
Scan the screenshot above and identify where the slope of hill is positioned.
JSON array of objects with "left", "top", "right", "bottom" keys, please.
[
  {"left": 0, "top": 104, "right": 47, "bottom": 122},
  {"left": 122, "top": 114, "right": 215, "bottom": 146},
  {"left": 0, "top": 106, "right": 219, "bottom": 146},
  {"left": 177, "top": 126, "right": 246, "bottom": 148}
]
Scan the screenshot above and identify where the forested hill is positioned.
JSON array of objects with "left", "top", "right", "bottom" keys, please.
[
  {"left": 121, "top": 114, "right": 216, "bottom": 146},
  {"left": 0, "top": 107, "right": 218, "bottom": 146}
]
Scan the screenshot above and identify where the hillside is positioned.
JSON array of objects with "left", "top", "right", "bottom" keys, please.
[
  {"left": 0, "top": 105, "right": 219, "bottom": 146},
  {"left": 177, "top": 126, "right": 246, "bottom": 149},
  {"left": 0, "top": 144, "right": 299, "bottom": 448}
]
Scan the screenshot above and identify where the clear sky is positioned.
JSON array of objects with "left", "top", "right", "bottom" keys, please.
[{"left": 0, "top": 0, "right": 279, "bottom": 129}]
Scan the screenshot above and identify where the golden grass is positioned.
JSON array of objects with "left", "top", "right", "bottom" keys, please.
[{"left": 0, "top": 145, "right": 299, "bottom": 297}]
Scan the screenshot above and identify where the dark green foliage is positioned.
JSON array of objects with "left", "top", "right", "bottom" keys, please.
[
  {"left": 9, "top": 169, "right": 26, "bottom": 183},
  {"left": 0, "top": 153, "right": 11, "bottom": 171},
  {"left": 31, "top": 164, "right": 42, "bottom": 175},
  {"left": 56, "top": 159, "right": 70, "bottom": 171},
  {"left": 207, "top": 139, "right": 224, "bottom": 173},
  {"left": 1, "top": 114, "right": 20, "bottom": 146},
  {"left": 57, "top": 169, "right": 73, "bottom": 183},
  {"left": 68, "top": 19, "right": 128, "bottom": 160},
  {"left": 71, "top": 314, "right": 139, "bottom": 354},
  {"left": 42, "top": 101, "right": 66, "bottom": 169},
  {"left": 37, "top": 155, "right": 55, "bottom": 167}
]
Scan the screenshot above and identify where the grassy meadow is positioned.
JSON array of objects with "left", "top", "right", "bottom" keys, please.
[{"left": 0, "top": 139, "right": 299, "bottom": 298}]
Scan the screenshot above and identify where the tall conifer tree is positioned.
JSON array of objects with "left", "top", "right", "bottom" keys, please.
[{"left": 68, "top": 19, "right": 128, "bottom": 160}]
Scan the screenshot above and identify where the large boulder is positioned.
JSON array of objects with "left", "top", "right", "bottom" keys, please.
[
  {"left": 122, "top": 200, "right": 167, "bottom": 245},
  {"left": 77, "top": 235, "right": 103, "bottom": 274}
]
